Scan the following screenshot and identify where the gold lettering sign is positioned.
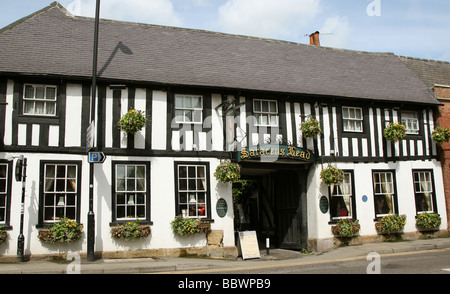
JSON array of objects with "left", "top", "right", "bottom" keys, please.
[{"left": 237, "top": 145, "right": 313, "bottom": 162}]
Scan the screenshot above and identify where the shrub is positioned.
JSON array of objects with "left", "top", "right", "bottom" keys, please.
[
  {"left": 38, "top": 218, "right": 83, "bottom": 243},
  {"left": 117, "top": 108, "right": 148, "bottom": 134}
]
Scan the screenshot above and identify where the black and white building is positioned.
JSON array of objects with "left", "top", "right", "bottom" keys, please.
[{"left": 0, "top": 2, "right": 447, "bottom": 257}]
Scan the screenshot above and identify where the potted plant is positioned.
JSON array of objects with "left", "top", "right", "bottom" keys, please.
[
  {"left": 375, "top": 214, "right": 406, "bottom": 235},
  {"left": 300, "top": 118, "right": 322, "bottom": 139},
  {"left": 0, "top": 227, "right": 7, "bottom": 244},
  {"left": 383, "top": 123, "right": 406, "bottom": 142},
  {"left": 320, "top": 164, "right": 344, "bottom": 186},
  {"left": 111, "top": 220, "right": 151, "bottom": 241},
  {"left": 117, "top": 108, "right": 149, "bottom": 134},
  {"left": 415, "top": 213, "right": 441, "bottom": 231},
  {"left": 38, "top": 218, "right": 83, "bottom": 244},
  {"left": 431, "top": 127, "right": 450, "bottom": 144},
  {"left": 331, "top": 219, "right": 360, "bottom": 237},
  {"left": 171, "top": 217, "right": 210, "bottom": 236},
  {"left": 214, "top": 161, "right": 240, "bottom": 183}
]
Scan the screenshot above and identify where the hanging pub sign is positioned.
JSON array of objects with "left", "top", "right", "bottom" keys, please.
[{"left": 237, "top": 145, "right": 315, "bottom": 163}]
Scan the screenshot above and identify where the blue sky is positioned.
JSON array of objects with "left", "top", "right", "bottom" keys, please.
[{"left": 1, "top": 0, "right": 449, "bottom": 61}]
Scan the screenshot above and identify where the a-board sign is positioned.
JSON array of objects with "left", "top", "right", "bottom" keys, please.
[{"left": 238, "top": 231, "right": 261, "bottom": 260}]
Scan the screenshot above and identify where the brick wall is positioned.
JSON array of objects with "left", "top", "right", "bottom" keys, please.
[{"left": 434, "top": 86, "right": 450, "bottom": 230}]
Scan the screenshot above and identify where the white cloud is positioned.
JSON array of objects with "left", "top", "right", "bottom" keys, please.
[
  {"left": 216, "top": 0, "right": 322, "bottom": 40},
  {"left": 66, "top": 0, "right": 182, "bottom": 27},
  {"left": 319, "top": 15, "right": 351, "bottom": 49}
]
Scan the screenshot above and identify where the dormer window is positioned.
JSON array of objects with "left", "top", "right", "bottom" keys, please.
[{"left": 23, "top": 84, "right": 57, "bottom": 116}]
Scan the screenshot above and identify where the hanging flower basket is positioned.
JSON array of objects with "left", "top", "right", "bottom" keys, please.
[
  {"left": 214, "top": 161, "right": 240, "bottom": 183},
  {"left": 331, "top": 219, "right": 360, "bottom": 237},
  {"left": 117, "top": 108, "right": 149, "bottom": 134},
  {"left": 375, "top": 214, "right": 406, "bottom": 235},
  {"left": 171, "top": 217, "right": 210, "bottom": 236},
  {"left": 383, "top": 123, "right": 406, "bottom": 142},
  {"left": 431, "top": 127, "right": 450, "bottom": 144},
  {"left": 38, "top": 218, "right": 83, "bottom": 244},
  {"left": 0, "top": 227, "right": 7, "bottom": 244},
  {"left": 111, "top": 220, "right": 151, "bottom": 241},
  {"left": 320, "top": 164, "right": 344, "bottom": 186},
  {"left": 300, "top": 118, "right": 322, "bottom": 139},
  {"left": 415, "top": 213, "right": 441, "bottom": 231}
]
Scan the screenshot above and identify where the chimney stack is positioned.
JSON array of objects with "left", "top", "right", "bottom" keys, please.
[{"left": 309, "top": 31, "right": 320, "bottom": 46}]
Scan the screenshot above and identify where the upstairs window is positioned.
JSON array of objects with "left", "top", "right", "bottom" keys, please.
[
  {"left": 401, "top": 111, "right": 419, "bottom": 134},
  {"left": 23, "top": 84, "right": 57, "bottom": 116},
  {"left": 175, "top": 94, "right": 203, "bottom": 124},
  {"left": 253, "top": 99, "right": 278, "bottom": 127},
  {"left": 342, "top": 106, "right": 363, "bottom": 132}
]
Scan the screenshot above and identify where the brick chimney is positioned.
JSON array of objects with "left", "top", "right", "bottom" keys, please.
[{"left": 309, "top": 31, "right": 320, "bottom": 46}]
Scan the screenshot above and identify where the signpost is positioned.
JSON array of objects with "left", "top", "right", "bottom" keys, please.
[{"left": 88, "top": 152, "right": 106, "bottom": 163}]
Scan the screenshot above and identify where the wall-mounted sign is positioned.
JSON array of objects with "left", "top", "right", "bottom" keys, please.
[
  {"left": 319, "top": 196, "right": 329, "bottom": 214},
  {"left": 216, "top": 198, "right": 228, "bottom": 218},
  {"left": 237, "top": 145, "right": 315, "bottom": 163}
]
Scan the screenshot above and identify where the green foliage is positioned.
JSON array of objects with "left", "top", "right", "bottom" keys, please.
[
  {"left": 232, "top": 179, "right": 257, "bottom": 204},
  {"left": 376, "top": 214, "right": 406, "bottom": 234},
  {"left": 320, "top": 164, "right": 344, "bottom": 186},
  {"left": 171, "top": 217, "right": 210, "bottom": 236},
  {"left": 0, "top": 227, "right": 7, "bottom": 244},
  {"left": 431, "top": 127, "right": 450, "bottom": 144},
  {"left": 383, "top": 123, "right": 406, "bottom": 142},
  {"left": 416, "top": 213, "right": 441, "bottom": 230},
  {"left": 111, "top": 220, "right": 151, "bottom": 241},
  {"left": 38, "top": 218, "right": 83, "bottom": 243},
  {"left": 117, "top": 108, "right": 148, "bottom": 134},
  {"left": 300, "top": 118, "right": 322, "bottom": 138},
  {"left": 332, "top": 219, "right": 360, "bottom": 237},
  {"left": 214, "top": 162, "right": 240, "bottom": 183}
]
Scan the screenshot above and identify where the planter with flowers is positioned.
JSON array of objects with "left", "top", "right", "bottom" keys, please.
[
  {"left": 214, "top": 161, "right": 240, "bottom": 184},
  {"left": 171, "top": 217, "right": 210, "bottom": 237},
  {"left": 117, "top": 108, "right": 149, "bottom": 135},
  {"left": 415, "top": 213, "right": 441, "bottom": 232},
  {"left": 38, "top": 218, "right": 83, "bottom": 244},
  {"left": 331, "top": 219, "right": 361, "bottom": 246},
  {"left": 375, "top": 214, "right": 406, "bottom": 240},
  {"left": 0, "top": 227, "right": 7, "bottom": 244},
  {"left": 383, "top": 123, "right": 406, "bottom": 142},
  {"left": 431, "top": 127, "right": 450, "bottom": 144},
  {"left": 111, "top": 220, "right": 151, "bottom": 241},
  {"left": 320, "top": 164, "right": 344, "bottom": 186},
  {"left": 300, "top": 118, "right": 322, "bottom": 139}
]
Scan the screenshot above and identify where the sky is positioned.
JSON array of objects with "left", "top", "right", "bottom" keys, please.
[{"left": 1, "top": 0, "right": 449, "bottom": 62}]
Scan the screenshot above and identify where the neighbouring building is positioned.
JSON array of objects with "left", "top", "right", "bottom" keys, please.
[{"left": 0, "top": 2, "right": 448, "bottom": 259}]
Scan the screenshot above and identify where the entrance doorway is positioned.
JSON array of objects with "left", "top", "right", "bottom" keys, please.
[{"left": 234, "top": 164, "right": 308, "bottom": 250}]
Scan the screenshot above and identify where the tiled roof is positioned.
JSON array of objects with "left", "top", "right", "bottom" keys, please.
[
  {"left": 399, "top": 56, "right": 450, "bottom": 88},
  {"left": 0, "top": 2, "right": 440, "bottom": 105}
]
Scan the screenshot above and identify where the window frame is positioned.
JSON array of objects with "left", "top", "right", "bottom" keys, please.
[
  {"left": 253, "top": 99, "right": 279, "bottom": 127},
  {"left": 342, "top": 106, "right": 363, "bottom": 133},
  {"left": 412, "top": 169, "right": 437, "bottom": 214},
  {"left": 22, "top": 84, "right": 58, "bottom": 117},
  {"left": 401, "top": 111, "right": 420, "bottom": 135},
  {"left": 329, "top": 170, "right": 356, "bottom": 222},
  {"left": 111, "top": 161, "right": 151, "bottom": 225},
  {"left": 174, "top": 94, "right": 203, "bottom": 124},
  {"left": 372, "top": 170, "right": 399, "bottom": 219},
  {"left": 0, "top": 160, "right": 13, "bottom": 228},
  {"left": 38, "top": 161, "right": 82, "bottom": 226},
  {"left": 174, "top": 162, "right": 212, "bottom": 220}
]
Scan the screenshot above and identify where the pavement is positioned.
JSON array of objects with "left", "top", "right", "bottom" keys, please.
[{"left": 1, "top": 237, "right": 449, "bottom": 274}]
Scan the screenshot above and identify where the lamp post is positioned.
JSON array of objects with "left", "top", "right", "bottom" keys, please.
[
  {"left": 15, "top": 155, "right": 26, "bottom": 262},
  {"left": 87, "top": 0, "right": 100, "bottom": 262}
]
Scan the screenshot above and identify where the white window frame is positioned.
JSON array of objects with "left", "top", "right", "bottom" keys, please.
[
  {"left": 174, "top": 94, "right": 203, "bottom": 124},
  {"left": 0, "top": 163, "right": 8, "bottom": 225},
  {"left": 401, "top": 111, "right": 419, "bottom": 134},
  {"left": 373, "top": 171, "right": 396, "bottom": 218},
  {"left": 413, "top": 171, "right": 435, "bottom": 214},
  {"left": 176, "top": 164, "right": 208, "bottom": 218},
  {"left": 342, "top": 106, "right": 363, "bottom": 132},
  {"left": 253, "top": 99, "right": 278, "bottom": 127},
  {"left": 114, "top": 164, "right": 148, "bottom": 221},
  {"left": 23, "top": 84, "right": 57, "bottom": 116},
  {"left": 330, "top": 172, "right": 353, "bottom": 220}
]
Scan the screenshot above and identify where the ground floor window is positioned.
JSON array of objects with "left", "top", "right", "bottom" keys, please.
[
  {"left": 413, "top": 170, "right": 436, "bottom": 214},
  {"left": 330, "top": 171, "right": 354, "bottom": 220},
  {"left": 0, "top": 162, "right": 12, "bottom": 226},
  {"left": 373, "top": 170, "right": 397, "bottom": 218},
  {"left": 40, "top": 161, "right": 81, "bottom": 223},
  {"left": 175, "top": 162, "right": 210, "bottom": 218},
  {"left": 112, "top": 162, "right": 151, "bottom": 223}
]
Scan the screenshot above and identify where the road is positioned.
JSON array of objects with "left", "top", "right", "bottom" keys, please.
[{"left": 184, "top": 249, "right": 450, "bottom": 274}]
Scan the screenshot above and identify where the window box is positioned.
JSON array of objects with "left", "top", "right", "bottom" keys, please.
[
  {"left": 110, "top": 220, "right": 151, "bottom": 241},
  {"left": 415, "top": 213, "right": 441, "bottom": 231},
  {"left": 331, "top": 219, "right": 360, "bottom": 237},
  {"left": 0, "top": 227, "right": 7, "bottom": 244},
  {"left": 37, "top": 218, "right": 83, "bottom": 244},
  {"left": 171, "top": 217, "right": 211, "bottom": 236},
  {"left": 375, "top": 214, "right": 406, "bottom": 235}
]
